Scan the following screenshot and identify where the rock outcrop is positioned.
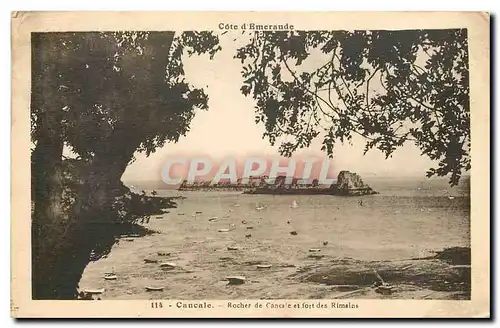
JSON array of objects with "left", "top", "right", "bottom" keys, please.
[
  {"left": 335, "top": 171, "right": 378, "bottom": 196},
  {"left": 288, "top": 247, "right": 471, "bottom": 300}
]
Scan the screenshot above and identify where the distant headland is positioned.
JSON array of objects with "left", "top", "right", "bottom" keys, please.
[{"left": 177, "top": 170, "right": 378, "bottom": 196}]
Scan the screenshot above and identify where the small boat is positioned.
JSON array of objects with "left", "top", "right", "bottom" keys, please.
[
  {"left": 159, "top": 262, "right": 177, "bottom": 269},
  {"left": 291, "top": 200, "right": 299, "bottom": 209},
  {"left": 241, "top": 220, "right": 247, "bottom": 224},
  {"left": 448, "top": 196, "right": 455, "bottom": 200},
  {"left": 157, "top": 252, "right": 171, "bottom": 256},
  {"left": 145, "top": 286, "right": 164, "bottom": 292},
  {"left": 144, "top": 258, "right": 158, "bottom": 264},
  {"left": 218, "top": 228, "right": 230, "bottom": 232},
  {"left": 246, "top": 226, "right": 254, "bottom": 230},
  {"left": 178, "top": 213, "right": 185, "bottom": 216},
  {"left": 226, "top": 276, "right": 246, "bottom": 285},
  {"left": 232, "top": 204, "right": 240, "bottom": 207},
  {"left": 128, "top": 234, "right": 140, "bottom": 237},
  {"left": 308, "top": 254, "right": 325, "bottom": 259},
  {"left": 209, "top": 217, "right": 218, "bottom": 222},
  {"left": 83, "top": 288, "right": 105, "bottom": 294},
  {"left": 375, "top": 283, "right": 394, "bottom": 295},
  {"left": 309, "top": 248, "right": 321, "bottom": 252},
  {"left": 104, "top": 274, "right": 117, "bottom": 280},
  {"left": 450, "top": 265, "right": 472, "bottom": 269},
  {"left": 290, "top": 231, "right": 298, "bottom": 236},
  {"left": 323, "top": 241, "right": 329, "bottom": 246},
  {"left": 124, "top": 238, "right": 135, "bottom": 242},
  {"left": 256, "top": 264, "right": 272, "bottom": 269},
  {"left": 227, "top": 246, "right": 240, "bottom": 251},
  {"left": 195, "top": 211, "right": 203, "bottom": 214},
  {"left": 155, "top": 216, "right": 164, "bottom": 219},
  {"left": 255, "top": 204, "right": 266, "bottom": 211},
  {"left": 245, "top": 234, "right": 252, "bottom": 238}
]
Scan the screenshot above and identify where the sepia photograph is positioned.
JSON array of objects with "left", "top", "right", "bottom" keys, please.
[{"left": 11, "top": 11, "right": 490, "bottom": 318}]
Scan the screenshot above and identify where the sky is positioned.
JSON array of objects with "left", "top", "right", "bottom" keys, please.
[{"left": 121, "top": 32, "right": 436, "bottom": 183}]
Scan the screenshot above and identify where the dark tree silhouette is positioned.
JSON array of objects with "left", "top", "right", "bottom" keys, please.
[
  {"left": 31, "top": 31, "right": 220, "bottom": 299},
  {"left": 236, "top": 30, "right": 470, "bottom": 185}
]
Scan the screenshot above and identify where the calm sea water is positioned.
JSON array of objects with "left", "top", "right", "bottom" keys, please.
[
  {"left": 79, "top": 176, "right": 470, "bottom": 299},
  {"left": 131, "top": 175, "right": 470, "bottom": 261}
]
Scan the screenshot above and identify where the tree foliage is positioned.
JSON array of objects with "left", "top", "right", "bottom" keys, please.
[
  {"left": 32, "top": 31, "right": 221, "bottom": 162},
  {"left": 30, "top": 31, "right": 221, "bottom": 299},
  {"left": 236, "top": 29, "right": 470, "bottom": 185}
]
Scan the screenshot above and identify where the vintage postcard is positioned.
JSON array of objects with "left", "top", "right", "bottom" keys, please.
[{"left": 11, "top": 11, "right": 490, "bottom": 318}]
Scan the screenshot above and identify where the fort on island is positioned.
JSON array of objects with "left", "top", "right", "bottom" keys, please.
[{"left": 177, "top": 170, "right": 378, "bottom": 196}]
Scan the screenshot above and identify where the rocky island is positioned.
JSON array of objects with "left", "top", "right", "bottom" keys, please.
[
  {"left": 177, "top": 170, "right": 377, "bottom": 196},
  {"left": 335, "top": 170, "right": 378, "bottom": 196},
  {"left": 243, "top": 170, "right": 378, "bottom": 196}
]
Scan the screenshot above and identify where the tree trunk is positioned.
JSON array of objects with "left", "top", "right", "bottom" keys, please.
[
  {"left": 33, "top": 157, "right": 135, "bottom": 299},
  {"left": 31, "top": 33, "right": 68, "bottom": 299},
  {"left": 31, "top": 31, "right": 176, "bottom": 299},
  {"left": 37, "top": 131, "right": 141, "bottom": 299}
]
